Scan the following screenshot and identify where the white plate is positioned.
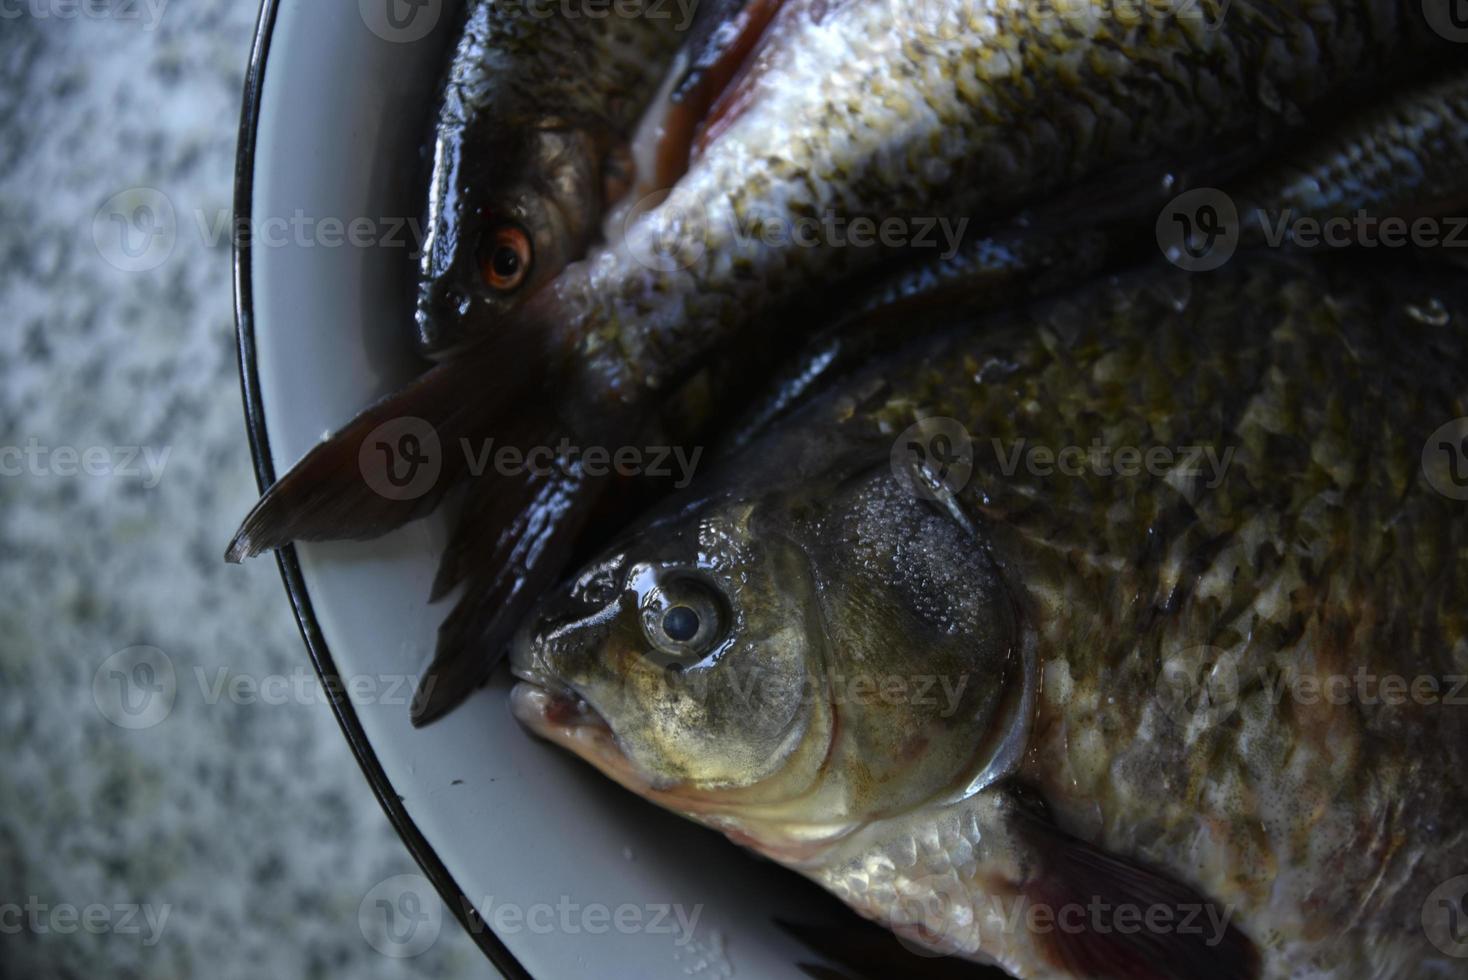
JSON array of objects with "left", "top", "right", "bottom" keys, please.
[{"left": 234, "top": 0, "right": 847, "bottom": 976}]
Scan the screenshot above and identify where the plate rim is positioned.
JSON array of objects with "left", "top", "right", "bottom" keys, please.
[{"left": 230, "top": 1, "right": 530, "bottom": 975}]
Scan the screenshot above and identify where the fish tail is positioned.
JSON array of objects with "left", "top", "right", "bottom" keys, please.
[{"left": 225, "top": 331, "right": 544, "bottom": 563}]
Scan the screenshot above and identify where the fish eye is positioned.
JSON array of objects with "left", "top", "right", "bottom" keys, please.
[
  {"left": 639, "top": 575, "right": 726, "bottom": 665},
  {"left": 479, "top": 223, "right": 532, "bottom": 292},
  {"left": 662, "top": 605, "right": 700, "bottom": 642}
]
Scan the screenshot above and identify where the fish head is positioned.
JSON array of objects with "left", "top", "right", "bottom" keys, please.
[
  {"left": 511, "top": 432, "right": 1033, "bottom": 856},
  {"left": 415, "top": 113, "right": 608, "bottom": 358}
]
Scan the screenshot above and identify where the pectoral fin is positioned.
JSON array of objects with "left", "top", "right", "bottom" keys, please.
[{"left": 1010, "top": 805, "right": 1260, "bottom": 980}]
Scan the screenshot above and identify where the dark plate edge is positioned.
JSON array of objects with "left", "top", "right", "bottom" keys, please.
[{"left": 230, "top": 2, "right": 530, "bottom": 975}]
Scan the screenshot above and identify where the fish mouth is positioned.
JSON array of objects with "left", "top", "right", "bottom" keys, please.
[
  {"left": 509, "top": 670, "right": 610, "bottom": 734},
  {"left": 508, "top": 671, "right": 634, "bottom": 782},
  {"left": 509, "top": 663, "right": 674, "bottom": 801}
]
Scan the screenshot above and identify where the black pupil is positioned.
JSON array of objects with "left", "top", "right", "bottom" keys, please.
[
  {"left": 493, "top": 245, "right": 520, "bottom": 278},
  {"left": 662, "top": 606, "right": 700, "bottom": 643}
]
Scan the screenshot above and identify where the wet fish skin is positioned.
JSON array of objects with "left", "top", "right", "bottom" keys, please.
[
  {"left": 733, "top": 64, "right": 1468, "bottom": 444},
  {"left": 415, "top": 0, "right": 690, "bottom": 356},
  {"left": 1240, "top": 66, "right": 1468, "bottom": 233},
  {"left": 537, "top": 0, "right": 1451, "bottom": 413},
  {"left": 227, "top": 0, "right": 1459, "bottom": 726},
  {"left": 512, "top": 254, "right": 1468, "bottom": 978}
]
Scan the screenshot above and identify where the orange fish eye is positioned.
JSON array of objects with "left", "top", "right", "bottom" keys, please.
[{"left": 479, "top": 224, "right": 532, "bottom": 292}]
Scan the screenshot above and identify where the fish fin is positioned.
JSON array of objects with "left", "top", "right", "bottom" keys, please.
[
  {"left": 650, "top": 0, "right": 786, "bottom": 187},
  {"left": 671, "top": 0, "right": 784, "bottom": 105},
  {"left": 226, "top": 343, "right": 535, "bottom": 562},
  {"left": 1013, "top": 811, "right": 1260, "bottom": 980},
  {"left": 412, "top": 467, "right": 606, "bottom": 726},
  {"left": 777, "top": 917, "right": 1000, "bottom": 980}
]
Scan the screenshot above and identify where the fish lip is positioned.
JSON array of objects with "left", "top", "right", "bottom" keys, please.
[{"left": 508, "top": 670, "right": 611, "bottom": 735}]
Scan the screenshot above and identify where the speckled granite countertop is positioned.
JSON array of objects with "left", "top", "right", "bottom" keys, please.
[{"left": 0, "top": 6, "right": 489, "bottom": 977}]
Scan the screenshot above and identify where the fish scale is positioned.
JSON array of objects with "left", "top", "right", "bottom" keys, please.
[
  {"left": 839, "top": 257, "right": 1468, "bottom": 976},
  {"left": 548, "top": 0, "right": 1452, "bottom": 409},
  {"left": 447, "top": 0, "right": 684, "bottom": 127},
  {"left": 514, "top": 253, "right": 1468, "bottom": 979}
]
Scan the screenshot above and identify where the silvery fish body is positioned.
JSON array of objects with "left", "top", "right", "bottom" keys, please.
[
  {"left": 538, "top": 0, "right": 1452, "bottom": 411},
  {"left": 227, "top": 1, "right": 1462, "bottom": 728}
]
